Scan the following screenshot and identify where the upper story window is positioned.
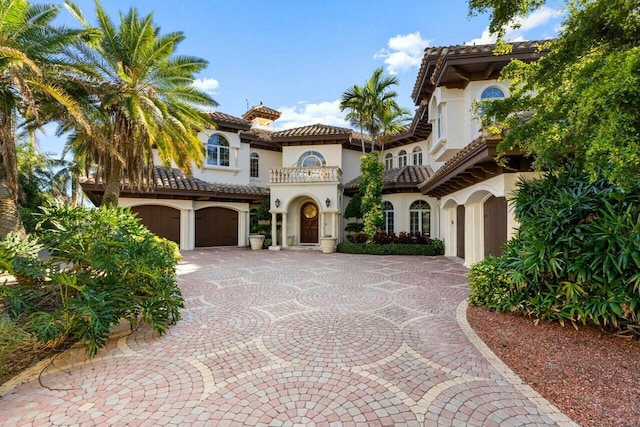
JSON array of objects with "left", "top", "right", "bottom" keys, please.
[
  {"left": 412, "top": 147, "right": 422, "bottom": 166},
  {"left": 297, "top": 150, "right": 326, "bottom": 167},
  {"left": 481, "top": 87, "right": 505, "bottom": 100},
  {"left": 398, "top": 150, "right": 408, "bottom": 167},
  {"left": 436, "top": 104, "right": 443, "bottom": 139},
  {"left": 384, "top": 153, "right": 393, "bottom": 170},
  {"left": 206, "top": 134, "right": 230, "bottom": 167},
  {"left": 250, "top": 152, "right": 259, "bottom": 178},
  {"left": 409, "top": 200, "right": 431, "bottom": 237},
  {"left": 383, "top": 201, "right": 394, "bottom": 234}
]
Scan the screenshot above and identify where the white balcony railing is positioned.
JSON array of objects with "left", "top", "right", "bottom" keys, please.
[{"left": 269, "top": 166, "right": 342, "bottom": 184}]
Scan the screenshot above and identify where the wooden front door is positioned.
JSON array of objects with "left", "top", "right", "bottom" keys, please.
[
  {"left": 195, "top": 207, "right": 238, "bottom": 247},
  {"left": 456, "top": 205, "right": 465, "bottom": 259},
  {"left": 484, "top": 196, "right": 508, "bottom": 256},
  {"left": 300, "top": 202, "right": 319, "bottom": 243}
]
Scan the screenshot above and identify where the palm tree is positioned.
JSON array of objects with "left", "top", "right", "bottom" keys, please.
[
  {"left": 0, "top": 0, "right": 86, "bottom": 238},
  {"left": 339, "top": 67, "right": 407, "bottom": 153},
  {"left": 378, "top": 101, "right": 410, "bottom": 155},
  {"left": 64, "top": 1, "right": 218, "bottom": 207}
]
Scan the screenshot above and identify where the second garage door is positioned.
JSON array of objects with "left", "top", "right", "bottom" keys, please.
[
  {"left": 195, "top": 207, "right": 238, "bottom": 247},
  {"left": 131, "top": 205, "right": 180, "bottom": 244}
]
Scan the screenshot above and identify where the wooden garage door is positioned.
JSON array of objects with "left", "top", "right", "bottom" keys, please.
[
  {"left": 484, "top": 196, "right": 508, "bottom": 257},
  {"left": 131, "top": 205, "right": 180, "bottom": 244},
  {"left": 195, "top": 207, "right": 238, "bottom": 247},
  {"left": 456, "top": 205, "right": 465, "bottom": 259}
]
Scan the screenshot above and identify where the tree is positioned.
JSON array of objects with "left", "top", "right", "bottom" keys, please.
[
  {"left": 64, "top": 1, "right": 218, "bottom": 206},
  {"left": 0, "top": 0, "right": 86, "bottom": 239},
  {"left": 469, "top": 0, "right": 640, "bottom": 189},
  {"left": 359, "top": 152, "right": 385, "bottom": 240},
  {"left": 340, "top": 67, "right": 408, "bottom": 153}
]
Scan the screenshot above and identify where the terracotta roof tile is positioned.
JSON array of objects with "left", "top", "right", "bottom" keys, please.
[
  {"left": 205, "top": 111, "right": 252, "bottom": 130},
  {"left": 242, "top": 104, "right": 281, "bottom": 121},
  {"left": 344, "top": 165, "right": 434, "bottom": 193},
  {"left": 273, "top": 123, "right": 354, "bottom": 139}
]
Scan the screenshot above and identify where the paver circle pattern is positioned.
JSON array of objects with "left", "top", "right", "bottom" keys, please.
[{"left": 0, "top": 248, "right": 577, "bottom": 426}]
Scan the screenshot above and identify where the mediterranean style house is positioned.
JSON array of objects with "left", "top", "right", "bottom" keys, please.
[{"left": 81, "top": 41, "right": 545, "bottom": 267}]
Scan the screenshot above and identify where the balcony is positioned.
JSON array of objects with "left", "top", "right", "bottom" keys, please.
[{"left": 269, "top": 166, "right": 342, "bottom": 184}]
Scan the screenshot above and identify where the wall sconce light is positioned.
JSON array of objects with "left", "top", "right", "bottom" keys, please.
[
  {"left": 275, "top": 198, "right": 280, "bottom": 208},
  {"left": 325, "top": 198, "right": 330, "bottom": 208}
]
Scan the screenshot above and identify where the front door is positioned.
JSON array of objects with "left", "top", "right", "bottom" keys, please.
[{"left": 300, "top": 202, "right": 319, "bottom": 243}]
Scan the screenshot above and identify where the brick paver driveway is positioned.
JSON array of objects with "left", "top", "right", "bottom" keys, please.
[{"left": 1, "top": 248, "right": 577, "bottom": 426}]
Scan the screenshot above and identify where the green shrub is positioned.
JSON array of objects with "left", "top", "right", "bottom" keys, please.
[
  {"left": 467, "top": 256, "right": 513, "bottom": 309},
  {"left": 0, "top": 203, "right": 183, "bottom": 357},
  {"left": 337, "top": 240, "right": 444, "bottom": 256},
  {"left": 344, "top": 222, "right": 364, "bottom": 233},
  {"left": 472, "top": 167, "right": 640, "bottom": 335}
]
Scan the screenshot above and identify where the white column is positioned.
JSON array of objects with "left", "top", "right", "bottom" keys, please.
[
  {"left": 270, "top": 212, "right": 279, "bottom": 249},
  {"left": 181, "top": 209, "right": 195, "bottom": 250},
  {"left": 331, "top": 212, "right": 336, "bottom": 238},
  {"left": 320, "top": 212, "right": 326, "bottom": 238},
  {"left": 238, "top": 210, "right": 247, "bottom": 247},
  {"left": 465, "top": 203, "right": 484, "bottom": 267},
  {"left": 281, "top": 213, "right": 288, "bottom": 248}
]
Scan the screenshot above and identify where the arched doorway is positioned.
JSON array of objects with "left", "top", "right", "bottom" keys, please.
[
  {"left": 300, "top": 201, "right": 319, "bottom": 243},
  {"left": 131, "top": 205, "right": 180, "bottom": 244}
]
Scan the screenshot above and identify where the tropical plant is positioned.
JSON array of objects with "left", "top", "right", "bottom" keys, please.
[
  {"left": 0, "top": 202, "right": 183, "bottom": 357},
  {"left": 339, "top": 67, "right": 408, "bottom": 153},
  {"left": 62, "top": 1, "right": 218, "bottom": 206},
  {"left": 358, "top": 152, "right": 385, "bottom": 240},
  {"left": 0, "top": 0, "right": 86, "bottom": 239},
  {"left": 469, "top": 0, "right": 640, "bottom": 190}
]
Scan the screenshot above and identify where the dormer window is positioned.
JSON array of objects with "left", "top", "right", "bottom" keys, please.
[
  {"left": 297, "top": 150, "right": 326, "bottom": 167},
  {"left": 206, "top": 134, "right": 230, "bottom": 167}
]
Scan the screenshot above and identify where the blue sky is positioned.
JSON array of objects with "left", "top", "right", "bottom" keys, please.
[{"left": 34, "top": 0, "right": 565, "bottom": 155}]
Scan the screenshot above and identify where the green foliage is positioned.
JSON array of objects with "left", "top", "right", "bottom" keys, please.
[
  {"left": 476, "top": 0, "right": 640, "bottom": 190},
  {"left": 344, "top": 222, "right": 364, "bottom": 233},
  {"left": 344, "top": 193, "right": 363, "bottom": 219},
  {"left": 468, "top": 168, "right": 640, "bottom": 334},
  {"left": 337, "top": 240, "right": 444, "bottom": 256},
  {"left": 0, "top": 203, "right": 183, "bottom": 357},
  {"left": 467, "top": 256, "right": 514, "bottom": 309},
  {"left": 359, "top": 152, "right": 385, "bottom": 240}
]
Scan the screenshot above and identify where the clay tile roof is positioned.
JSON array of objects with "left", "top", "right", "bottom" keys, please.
[
  {"left": 82, "top": 166, "right": 270, "bottom": 197},
  {"left": 344, "top": 165, "right": 434, "bottom": 194},
  {"left": 272, "top": 123, "right": 354, "bottom": 139},
  {"left": 242, "top": 104, "right": 282, "bottom": 121},
  {"left": 205, "top": 111, "right": 252, "bottom": 130}
]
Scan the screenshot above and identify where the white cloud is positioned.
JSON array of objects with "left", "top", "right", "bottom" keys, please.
[
  {"left": 192, "top": 77, "right": 220, "bottom": 95},
  {"left": 275, "top": 100, "right": 350, "bottom": 131},
  {"left": 466, "top": 6, "right": 564, "bottom": 45},
  {"left": 374, "top": 32, "right": 431, "bottom": 74}
]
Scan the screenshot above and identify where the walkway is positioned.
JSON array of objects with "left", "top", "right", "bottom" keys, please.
[{"left": 0, "top": 248, "right": 577, "bottom": 426}]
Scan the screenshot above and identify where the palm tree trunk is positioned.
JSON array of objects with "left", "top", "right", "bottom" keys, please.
[
  {"left": 101, "top": 160, "right": 122, "bottom": 207},
  {"left": 0, "top": 104, "right": 25, "bottom": 239}
]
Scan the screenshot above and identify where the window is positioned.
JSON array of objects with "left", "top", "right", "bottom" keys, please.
[
  {"left": 398, "top": 150, "right": 407, "bottom": 167},
  {"left": 385, "top": 153, "right": 393, "bottom": 169},
  {"left": 383, "top": 201, "right": 394, "bottom": 234},
  {"left": 412, "top": 147, "right": 422, "bottom": 166},
  {"left": 437, "top": 104, "right": 443, "bottom": 139},
  {"left": 250, "top": 152, "right": 259, "bottom": 178},
  {"left": 481, "top": 87, "right": 505, "bottom": 100},
  {"left": 297, "top": 150, "right": 326, "bottom": 167},
  {"left": 206, "top": 134, "right": 230, "bottom": 167},
  {"left": 410, "top": 200, "right": 431, "bottom": 237}
]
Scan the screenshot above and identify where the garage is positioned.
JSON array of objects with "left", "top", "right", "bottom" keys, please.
[
  {"left": 483, "top": 196, "right": 507, "bottom": 256},
  {"left": 195, "top": 207, "right": 239, "bottom": 247},
  {"left": 131, "top": 205, "right": 180, "bottom": 244}
]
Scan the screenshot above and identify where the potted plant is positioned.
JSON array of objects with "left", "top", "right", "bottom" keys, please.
[
  {"left": 249, "top": 233, "right": 265, "bottom": 250},
  {"left": 319, "top": 235, "right": 337, "bottom": 254}
]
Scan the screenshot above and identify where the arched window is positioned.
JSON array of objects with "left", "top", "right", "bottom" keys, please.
[
  {"left": 383, "top": 201, "right": 394, "bottom": 234},
  {"left": 481, "top": 87, "right": 505, "bottom": 100},
  {"left": 250, "top": 152, "right": 259, "bottom": 178},
  {"left": 412, "top": 147, "right": 422, "bottom": 166},
  {"left": 384, "top": 153, "right": 393, "bottom": 170},
  {"left": 206, "top": 134, "right": 230, "bottom": 167},
  {"left": 398, "top": 150, "right": 407, "bottom": 167},
  {"left": 410, "top": 200, "right": 430, "bottom": 237},
  {"left": 297, "top": 150, "right": 326, "bottom": 167}
]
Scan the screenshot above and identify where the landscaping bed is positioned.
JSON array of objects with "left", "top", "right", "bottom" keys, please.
[{"left": 467, "top": 305, "right": 640, "bottom": 427}]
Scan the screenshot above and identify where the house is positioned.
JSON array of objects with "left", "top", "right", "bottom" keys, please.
[{"left": 81, "top": 41, "right": 545, "bottom": 267}]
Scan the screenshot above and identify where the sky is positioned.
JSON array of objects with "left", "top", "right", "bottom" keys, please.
[{"left": 33, "top": 0, "right": 565, "bottom": 156}]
